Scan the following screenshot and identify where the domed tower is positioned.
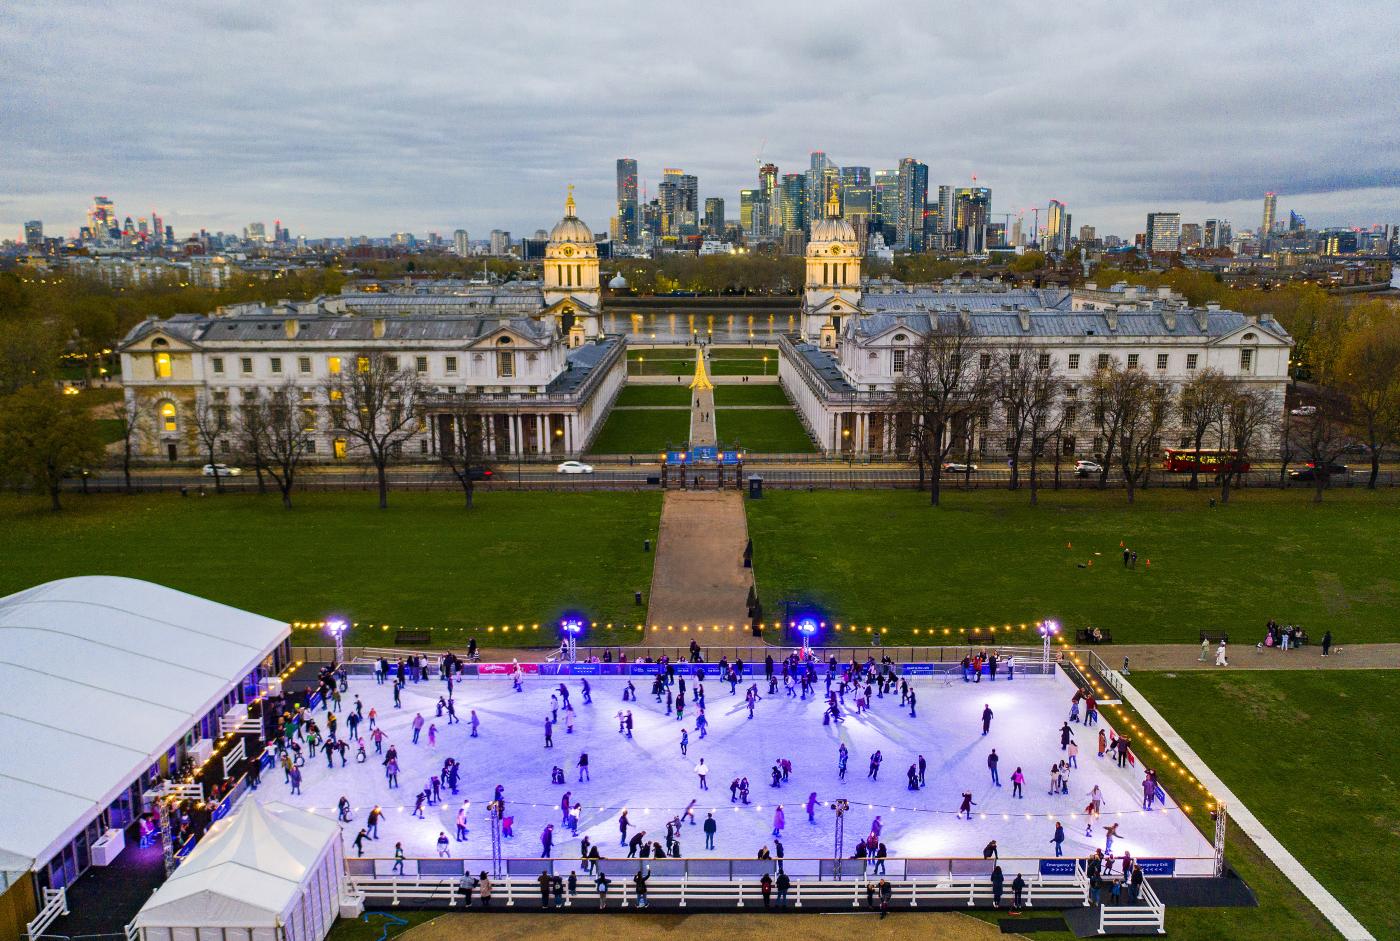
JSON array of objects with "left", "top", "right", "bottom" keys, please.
[
  {"left": 802, "top": 188, "right": 863, "bottom": 345},
  {"left": 543, "top": 185, "right": 602, "bottom": 342}
]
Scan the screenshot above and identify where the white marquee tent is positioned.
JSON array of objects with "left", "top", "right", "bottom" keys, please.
[{"left": 133, "top": 801, "right": 345, "bottom": 941}]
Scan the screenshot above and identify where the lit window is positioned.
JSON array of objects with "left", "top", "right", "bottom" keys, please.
[
  {"left": 333, "top": 438, "right": 348, "bottom": 459},
  {"left": 329, "top": 389, "right": 342, "bottom": 401},
  {"left": 160, "top": 401, "right": 177, "bottom": 432},
  {"left": 357, "top": 356, "right": 370, "bottom": 373},
  {"left": 1157, "top": 353, "right": 1168, "bottom": 370},
  {"left": 497, "top": 351, "right": 515, "bottom": 378},
  {"left": 328, "top": 356, "right": 342, "bottom": 375},
  {"left": 154, "top": 352, "right": 172, "bottom": 378}
]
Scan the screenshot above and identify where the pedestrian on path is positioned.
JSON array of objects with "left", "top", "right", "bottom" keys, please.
[
  {"left": 1322, "top": 631, "right": 1333, "bottom": 656},
  {"left": 1215, "top": 641, "right": 1229, "bottom": 667}
]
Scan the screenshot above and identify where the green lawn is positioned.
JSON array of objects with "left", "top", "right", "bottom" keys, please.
[
  {"left": 746, "top": 489, "right": 1400, "bottom": 644},
  {"left": 1134, "top": 671, "right": 1398, "bottom": 938},
  {"left": 95, "top": 418, "right": 126, "bottom": 444},
  {"left": 587, "top": 408, "right": 690, "bottom": 453},
  {"left": 712, "top": 384, "right": 791, "bottom": 405},
  {"left": 716, "top": 408, "right": 814, "bottom": 453},
  {"left": 628, "top": 359, "right": 694, "bottom": 376},
  {"left": 710, "top": 357, "right": 774, "bottom": 376},
  {"left": 627, "top": 348, "right": 696, "bottom": 360},
  {"left": 0, "top": 491, "right": 661, "bottom": 644},
  {"left": 614, "top": 385, "right": 694, "bottom": 406}
]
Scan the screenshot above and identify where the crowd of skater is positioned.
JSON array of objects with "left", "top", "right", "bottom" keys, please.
[{"left": 261, "top": 648, "right": 1168, "bottom": 912}]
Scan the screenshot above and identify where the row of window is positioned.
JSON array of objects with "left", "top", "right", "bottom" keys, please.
[
  {"left": 204, "top": 352, "right": 526, "bottom": 379},
  {"left": 886, "top": 350, "right": 1251, "bottom": 376}
]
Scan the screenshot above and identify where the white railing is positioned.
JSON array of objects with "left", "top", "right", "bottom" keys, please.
[
  {"left": 27, "top": 887, "right": 68, "bottom": 941},
  {"left": 221, "top": 739, "right": 247, "bottom": 777},
  {"left": 125, "top": 921, "right": 140, "bottom": 941},
  {"left": 1097, "top": 878, "right": 1165, "bottom": 934}
]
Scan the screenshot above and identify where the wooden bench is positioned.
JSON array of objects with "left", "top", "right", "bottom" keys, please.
[
  {"left": 395, "top": 630, "right": 432, "bottom": 646},
  {"left": 1200, "top": 630, "right": 1228, "bottom": 644},
  {"left": 1075, "top": 628, "right": 1113, "bottom": 644}
]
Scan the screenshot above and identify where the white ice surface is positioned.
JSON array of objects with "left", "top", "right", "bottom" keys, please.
[{"left": 254, "top": 670, "right": 1212, "bottom": 869}]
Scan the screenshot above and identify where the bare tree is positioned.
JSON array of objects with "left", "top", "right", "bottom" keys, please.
[
  {"left": 995, "top": 342, "right": 1038, "bottom": 490},
  {"left": 111, "top": 396, "right": 144, "bottom": 494},
  {"left": 1335, "top": 313, "right": 1400, "bottom": 489},
  {"left": 323, "top": 351, "right": 425, "bottom": 509},
  {"left": 1088, "top": 364, "right": 1127, "bottom": 488},
  {"left": 191, "top": 395, "right": 230, "bottom": 493},
  {"left": 237, "top": 389, "right": 270, "bottom": 495},
  {"left": 1023, "top": 359, "right": 1064, "bottom": 506},
  {"left": 1178, "top": 369, "right": 1232, "bottom": 489},
  {"left": 1094, "top": 364, "right": 1170, "bottom": 504},
  {"left": 1216, "top": 386, "right": 1273, "bottom": 504},
  {"left": 246, "top": 379, "right": 315, "bottom": 509},
  {"left": 890, "top": 317, "right": 995, "bottom": 506},
  {"left": 1288, "top": 408, "right": 1351, "bottom": 504},
  {"left": 436, "top": 393, "right": 491, "bottom": 508}
]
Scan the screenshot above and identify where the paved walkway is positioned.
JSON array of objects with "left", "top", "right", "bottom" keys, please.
[
  {"left": 644, "top": 490, "right": 753, "bottom": 637},
  {"left": 689, "top": 347, "right": 717, "bottom": 447},
  {"left": 1114, "top": 669, "right": 1375, "bottom": 940},
  {"left": 1088, "top": 642, "right": 1400, "bottom": 671}
]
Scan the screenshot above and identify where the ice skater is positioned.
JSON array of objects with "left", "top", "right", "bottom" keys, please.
[
  {"left": 695, "top": 759, "right": 709, "bottom": 789},
  {"left": 772, "top": 805, "right": 785, "bottom": 838},
  {"left": 867, "top": 750, "right": 882, "bottom": 780},
  {"left": 837, "top": 743, "right": 849, "bottom": 780},
  {"left": 982, "top": 704, "right": 994, "bottom": 735},
  {"left": 988, "top": 749, "right": 1001, "bottom": 786},
  {"left": 1011, "top": 766, "right": 1024, "bottom": 798},
  {"left": 806, "top": 792, "right": 819, "bottom": 823},
  {"left": 680, "top": 729, "right": 689, "bottom": 755},
  {"left": 958, "top": 791, "right": 976, "bottom": 820}
]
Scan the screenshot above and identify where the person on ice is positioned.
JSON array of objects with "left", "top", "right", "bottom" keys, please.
[
  {"left": 982, "top": 704, "right": 994, "bottom": 735},
  {"left": 540, "top": 824, "right": 554, "bottom": 858},
  {"left": 806, "top": 792, "right": 819, "bottom": 823},
  {"left": 695, "top": 759, "right": 709, "bottom": 789},
  {"left": 958, "top": 791, "right": 977, "bottom": 820},
  {"left": 772, "top": 805, "right": 785, "bottom": 838},
  {"left": 680, "top": 729, "right": 689, "bottom": 756},
  {"left": 703, "top": 812, "right": 718, "bottom": 850},
  {"left": 988, "top": 749, "right": 1001, "bottom": 786}
]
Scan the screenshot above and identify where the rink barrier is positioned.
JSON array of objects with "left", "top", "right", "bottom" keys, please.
[
  {"left": 293, "top": 644, "right": 1059, "bottom": 666},
  {"left": 332, "top": 657, "right": 1058, "bottom": 680},
  {"left": 1099, "top": 878, "right": 1166, "bottom": 933}
]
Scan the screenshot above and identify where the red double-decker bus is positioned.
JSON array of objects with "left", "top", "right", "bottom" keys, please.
[{"left": 1162, "top": 449, "right": 1251, "bottom": 473}]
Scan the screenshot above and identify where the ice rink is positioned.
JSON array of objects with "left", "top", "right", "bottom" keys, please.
[{"left": 254, "top": 665, "right": 1213, "bottom": 870}]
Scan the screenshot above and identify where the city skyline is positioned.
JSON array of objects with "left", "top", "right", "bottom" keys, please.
[{"left": 3, "top": 2, "right": 1399, "bottom": 239}]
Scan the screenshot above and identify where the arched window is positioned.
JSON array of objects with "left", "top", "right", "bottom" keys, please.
[
  {"left": 1242, "top": 332, "right": 1257, "bottom": 342},
  {"left": 154, "top": 352, "right": 172, "bottom": 378},
  {"left": 893, "top": 333, "right": 907, "bottom": 342},
  {"left": 159, "top": 401, "right": 177, "bottom": 433}
]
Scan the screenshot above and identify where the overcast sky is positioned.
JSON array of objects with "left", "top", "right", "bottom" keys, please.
[{"left": 4, "top": 1, "right": 1398, "bottom": 242}]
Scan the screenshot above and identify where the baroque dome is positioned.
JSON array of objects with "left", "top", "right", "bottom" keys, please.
[
  {"left": 810, "top": 216, "right": 857, "bottom": 244},
  {"left": 549, "top": 185, "right": 594, "bottom": 245}
]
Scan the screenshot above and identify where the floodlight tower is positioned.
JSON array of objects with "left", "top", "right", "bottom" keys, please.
[
  {"left": 796, "top": 616, "right": 819, "bottom": 658},
  {"left": 326, "top": 618, "right": 348, "bottom": 666},
  {"left": 560, "top": 616, "right": 585, "bottom": 664},
  {"left": 1039, "top": 619, "right": 1060, "bottom": 667},
  {"left": 829, "top": 798, "right": 850, "bottom": 878}
]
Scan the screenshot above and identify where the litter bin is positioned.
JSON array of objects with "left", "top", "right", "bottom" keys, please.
[{"left": 748, "top": 475, "right": 763, "bottom": 499}]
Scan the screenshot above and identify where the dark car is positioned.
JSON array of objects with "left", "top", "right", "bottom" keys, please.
[
  {"left": 1289, "top": 463, "right": 1347, "bottom": 482},
  {"left": 464, "top": 466, "right": 494, "bottom": 481}
]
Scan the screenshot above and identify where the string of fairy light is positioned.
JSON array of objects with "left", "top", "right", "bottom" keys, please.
[{"left": 291, "top": 620, "right": 1048, "bottom": 638}]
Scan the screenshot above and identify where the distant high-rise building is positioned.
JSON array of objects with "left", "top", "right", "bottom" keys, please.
[
  {"left": 88, "top": 196, "right": 115, "bottom": 237},
  {"left": 1288, "top": 210, "right": 1306, "bottom": 233},
  {"left": 1260, "top": 192, "right": 1277, "bottom": 255},
  {"left": 677, "top": 174, "right": 699, "bottom": 235},
  {"left": 739, "top": 189, "right": 763, "bottom": 239},
  {"left": 896, "top": 158, "right": 928, "bottom": 251},
  {"left": 804, "top": 151, "right": 835, "bottom": 230},
  {"left": 1203, "top": 218, "right": 1233, "bottom": 250},
  {"left": 1011, "top": 216, "right": 1024, "bottom": 248},
  {"left": 246, "top": 221, "right": 266, "bottom": 242},
  {"left": 779, "top": 173, "right": 807, "bottom": 237},
  {"left": 453, "top": 229, "right": 470, "bottom": 256},
  {"left": 759, "top": 163, "right": 779, "bottom": 237},
  {"left": 1046, "top": 200, "right": 1069, "bottom": 253},
  {"left": 1180, "top": 223, "right": 1203, "bottom": 250},
  {"left": 1145, "top": 212, "right": 1182, "bottom": 253},
  {"left": 704, "top": 197, "right": 725, "bottom": 237},
  {"left": 840, "top": 166, "right": 872, "bottom": 242},
  {"left": 872, "top": 170, "right": 899, "bottom": 232},
  {"left": 489, "top": 230, "right": 512, "bottom": 255},
  {"left": 1078, "top": 224, "right": 1096, "bottom": 244},
  {"left": 953, "top": 186, "right": 991, "bottom": 253},
  {"left": 23, "top": 220, "right": 43, "bottom": 247},
  {"left": 616, "top": 158, "right": 639, "bottom": 244}
]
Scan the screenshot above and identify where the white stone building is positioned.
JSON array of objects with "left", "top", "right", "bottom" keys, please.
[{"left": 118, "top": 193, "right": 623, "bottom": 462}]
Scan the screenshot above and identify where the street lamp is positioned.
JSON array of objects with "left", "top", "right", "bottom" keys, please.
[
  {"left": 762, "top": 355, "right": 768, "bottom": 375},
  {"left": 327, "top": 618, "right": 348, "bottom": 666}
]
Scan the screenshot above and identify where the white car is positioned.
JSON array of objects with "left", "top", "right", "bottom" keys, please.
[
  {"left": 202, "top": 463, "right": 242, "bottom": 477},
  {"left": 942, "top": 461, "right": 978, "bottom": 473},
  {"left": 556, "top": 461, "right": 594, "bottom": 475},
  {"left": 1074, "top": 460, "right": 1104, "bottom": 478},
  {"left": 1290, "top": 405, "right": 1318, "bottom": 416}
]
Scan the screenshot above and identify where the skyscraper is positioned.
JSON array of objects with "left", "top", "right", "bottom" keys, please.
[
  {"left": 1288, "top": 210, "right": 1306, "bottom": 233},
  {"left": 953, "top": 186, "right": 991, "bottom": 253},
  {"left": 1046, "top": 200, "right": 1069, "bottom": 253},
  {"left": 1261, "top": 192, "right": 1277, "bottom": 236},
  {"left": 805, "top": 151, "right": 835, "bottom": 230},
  {"left": 677, "top": 174, "right": 699, "bottom": 235},
  {"left": 840, "top": 166, "right": 872, "bottom": 242},
  {"left": 616, "top": 158, "right": 639, "bottom": 245},
  {"left": 759, "top": 163, "right": 779, "bottom": 237},
  {"left": 1145, "top": 212, "right": 1182, "bottom": 253},
  {"left": 453, "top": 229, "right": 470, "bottom": 256},
  {"left": 937, "top": 186, "right": 953, "bottom": 234},
  {"left": 23, "top": 220, "right": 43, "bottom": 247},
  {"left": 872, "top": 170, "right": 899, "bottom": 235},
  {"left": 739, "top": 189, "right": 762, "bottom": 239},
  {"left": 704, "top": 197, "right": 725, "bottom": 237},
  {"left": 88, "top": 196, "right": 115, "bottom": 237},
  {"left": 1180, "top": 223, "right": 1203, "bottom": 250},
  {"left": 896, "top": 158, "right": 928, "bottom": 251},
  {"left": 779, "top": 173, "right": 807, "bottom": 237}
]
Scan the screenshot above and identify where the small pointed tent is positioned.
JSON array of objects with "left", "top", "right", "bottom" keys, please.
[
  {"left": 133, "top": 802, "right": 345, "bottom": 941},
  {"left": 689, "top": 352, "right": 714, "bottom": 391}
]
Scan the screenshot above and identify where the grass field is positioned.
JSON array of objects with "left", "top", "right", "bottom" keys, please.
[
  {"left": 746, "top": 489, "right": 1400, "bottom": 644},
  {"left": 1134, "top": 671, "right": 1399, "bottom": 938},
  {"left": 628, "top": 348, "right": 696, "bottom": 359},
  {"left": 95, "top": 418, "right": 126, "bottom": 444},
  {"left": 613, "top": 385, "right": 693, "bottom": 406},
  {"left": 712, "top": 384, "right": 791, "bottom": 405},
  {"left": 0, "top": 491, "right": 661, "bottom": 644},
  {"left": 710, "top": 357, "right": 774, "bottom": 376},
  {"left": 588, "top": 408, "right": 690, "bottom": 453},
  {"left": 717, "top": 408, "right": 815, "bottom": 452}
]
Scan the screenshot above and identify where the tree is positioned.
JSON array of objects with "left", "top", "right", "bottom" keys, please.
[
  {"left": 1088, "top": 364, "right": 1128, "bottom": 488},
  {"left": 0, "top": 319, "right": 63, "bottom": 396},
  {"left": 994, "top": 342, "right": 1038, "bottom": 490},
  {"left": 323, "top": 351, "right": 425, "bottom": 509},
  {"left": 111, "top": 396, "right": 144, "bottom": 493},
  {"left": 245, "top": 380, "right": 315, "bottom": 509},
  {"left": 1335, "top": 308, "right": 1400, "bottom": 489},
  {"left": 1022, "top": 360, "right": 1064, "bottom": 507},
  {"left": 436, "top": 393, "right": 490, "bottom": 508},
  {"left": 1216, "top": 387, "right": 1272, "bottom": 505},
  {"left": 890, "top": 318, "right": 995, "bottom": 507},
  {"left": 192, "top": 395, "right": 231, "bottom": 493},
  {"left": 0, "top": 384, "right": 105, "bottom": 511},
  {"left": 237, "top": 389, "right": 271, "bottom": 495},
  {"left": 1177, "top": 369, "right": 1233, "bottom": 489},
  {"left": 1093, "top": 363, "right": 1169, "bottom": 504},
  {"left": 1288, "top": 408, "right": 1351, "bottom": 504}
]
